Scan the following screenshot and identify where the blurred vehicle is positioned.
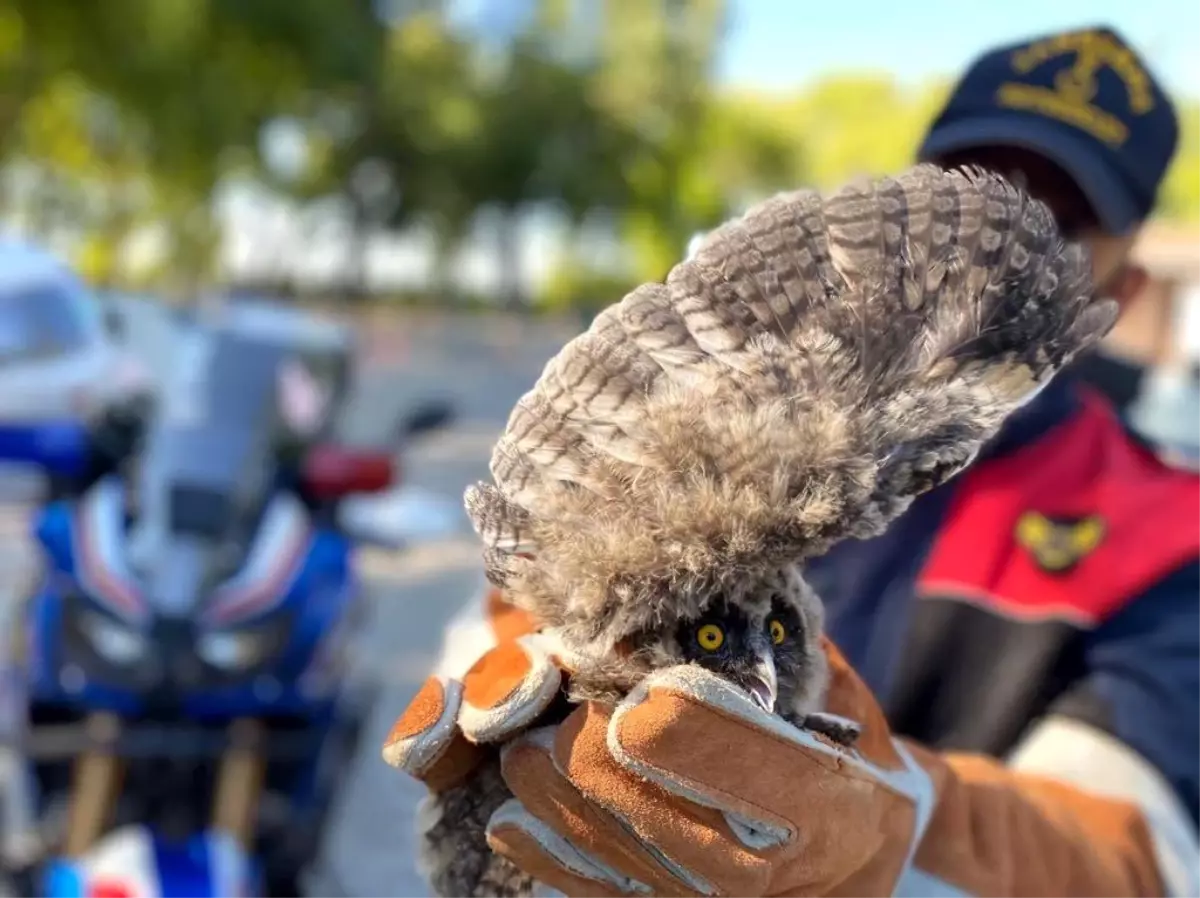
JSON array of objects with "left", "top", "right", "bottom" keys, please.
[
  {"left": 0, "top": 304, "right": 456, "bottom": 897},
  {"left": 95, "top": 293, "right": 193, "bottom": 390},
  {"left": 0, "top": 243, "right": 151, "bottom": 501}
]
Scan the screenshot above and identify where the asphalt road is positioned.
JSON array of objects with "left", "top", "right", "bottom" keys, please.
[
  {"left": 317, "top": 314, "right": 579, "bottom": 897},
  {"left": 0, "top": 311, "right": 582, "bottom": 897}
]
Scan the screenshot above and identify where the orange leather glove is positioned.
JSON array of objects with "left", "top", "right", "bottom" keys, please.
[
  {"left": 487, "top": 640, "right": 1169, "bottom": 897},
  {"left": 381, "top": 588, "right": 562, "bottom": 790}
]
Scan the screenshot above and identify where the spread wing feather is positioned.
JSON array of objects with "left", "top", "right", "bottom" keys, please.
[{"left": 465, "top": 164, "right": 1114, "bottom": 652}]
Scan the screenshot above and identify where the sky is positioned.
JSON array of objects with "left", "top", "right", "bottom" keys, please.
[
  {"left": 716, "top": 0, "right": 1200, "bottom": 99},
  {"left": 227, "top": 0, "right": 1200, "bottom": 292}
]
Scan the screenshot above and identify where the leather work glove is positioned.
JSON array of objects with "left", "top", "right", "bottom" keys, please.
[
  {"left": 381, "top": 587, "right": 562, "bottom": 791},
  {"left": 487, "top": 639, "right": 1169, "bottom": 898}
]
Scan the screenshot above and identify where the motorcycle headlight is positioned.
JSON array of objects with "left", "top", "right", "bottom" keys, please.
[
  {"left": 195, "top": 629, "right": 274, "bottom": 672},
  {"left": 77, "top": 611, "right": 148, "bottom": 666}
]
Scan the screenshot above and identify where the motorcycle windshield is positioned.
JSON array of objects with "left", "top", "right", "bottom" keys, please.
[{"left": 127, "top": 328, "right": 291, "bottom": 618}]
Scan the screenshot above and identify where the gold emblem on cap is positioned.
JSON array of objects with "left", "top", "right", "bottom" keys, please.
[{"left": 997, "top": 30, "right": 1156, "bottom": 147}]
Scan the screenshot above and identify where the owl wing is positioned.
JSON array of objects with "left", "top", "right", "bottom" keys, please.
[{"left": 466, "top": 164, "right": 1115, "bottom": 653}]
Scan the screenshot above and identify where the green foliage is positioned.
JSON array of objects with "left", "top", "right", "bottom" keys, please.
[
  {"left": 536, "top": 261, "right": 635, "bottom": 316},
  {"left": 0, "top": 0, "right": 1196, "bottom": 307}
]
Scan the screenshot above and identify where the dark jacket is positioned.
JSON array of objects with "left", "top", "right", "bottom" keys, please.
[{"left": 809, "top": 375, "right": 1200, "bottom": 825}]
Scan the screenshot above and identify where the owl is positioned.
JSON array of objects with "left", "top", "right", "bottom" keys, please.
[{"left": 415, "top": 164, "right": 1116, "bottom": 897}]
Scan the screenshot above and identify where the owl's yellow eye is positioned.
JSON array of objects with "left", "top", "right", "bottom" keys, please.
[
  {"left": 695, "top": 623, "right": 725, "bottom": 652},
  {"left": 768, "top": 619, "right": 787, "bottom": 645}
]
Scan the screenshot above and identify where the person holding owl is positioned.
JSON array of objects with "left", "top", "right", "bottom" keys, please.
[{"left": 384, "top": 25, "right": 1199, "bottom": 898}]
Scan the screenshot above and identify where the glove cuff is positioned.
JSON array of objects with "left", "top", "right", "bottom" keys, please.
[{"left": 899, "top": 740, "right": 1168, "bottom": 897}]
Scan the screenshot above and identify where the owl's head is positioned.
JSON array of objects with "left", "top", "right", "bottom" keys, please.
[
  {"left": 565, "top": 564, "right": 828, "bottom": 717},
  {"left": 664, "top": 595, "right": 817, "bottom": 713}
]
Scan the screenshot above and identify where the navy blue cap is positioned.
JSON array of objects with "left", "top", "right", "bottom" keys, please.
[{"left": 918, "top": 26, "right": 1179, "bottom": 235}]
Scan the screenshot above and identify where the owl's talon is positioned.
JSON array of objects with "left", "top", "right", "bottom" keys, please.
[{"left": 803, "top": 712, "right": 861, "bottom": 747}]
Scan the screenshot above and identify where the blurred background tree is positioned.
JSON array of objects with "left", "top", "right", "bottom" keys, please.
[{"left": 0, "top": 0, "right": 1196, "bottom": 311}]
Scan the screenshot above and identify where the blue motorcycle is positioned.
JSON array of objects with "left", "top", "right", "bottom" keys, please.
[{"left": 0, "top": 309, "right": 454, "bottom": 897}]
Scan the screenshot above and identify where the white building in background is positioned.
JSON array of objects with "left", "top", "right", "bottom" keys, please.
[
  {"left": 213, "top": 178, "right": 578, "bottom": 300},
  {"left": 1082, "top": 225, "right": 1200, "bottom": 457}
]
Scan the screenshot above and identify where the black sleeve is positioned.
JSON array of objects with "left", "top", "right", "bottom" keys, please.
[{"left": 1051, "top": 560, "right": 1200, "bottom": 827}]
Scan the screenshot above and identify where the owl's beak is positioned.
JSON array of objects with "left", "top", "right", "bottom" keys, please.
[{"left": 745, "top": 651, "right": 777, "bottom": 713}]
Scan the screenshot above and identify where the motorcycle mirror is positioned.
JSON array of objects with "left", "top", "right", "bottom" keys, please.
[
  {"left": 301, "top": 445, "right": 394, "bottom": 499},
  {"left": 397, "top": 401, "right": 455, "bottom": 441}
]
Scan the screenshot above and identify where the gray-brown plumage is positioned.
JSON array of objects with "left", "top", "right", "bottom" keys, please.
[{"left": 420, "top": 164, "right": 1115, "bottom": 897}]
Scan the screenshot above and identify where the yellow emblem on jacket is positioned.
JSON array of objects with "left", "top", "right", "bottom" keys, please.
[{"left": 1015, "top": 511, "right": 1107, "bottom": 574}]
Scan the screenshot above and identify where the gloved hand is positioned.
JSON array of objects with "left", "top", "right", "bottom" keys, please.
[
  {"left": 487, "top": 639, "right": 1168, "bottom": 898},
  {"left": 381, "top": 589, "right": 561, "bottom": 791}
]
